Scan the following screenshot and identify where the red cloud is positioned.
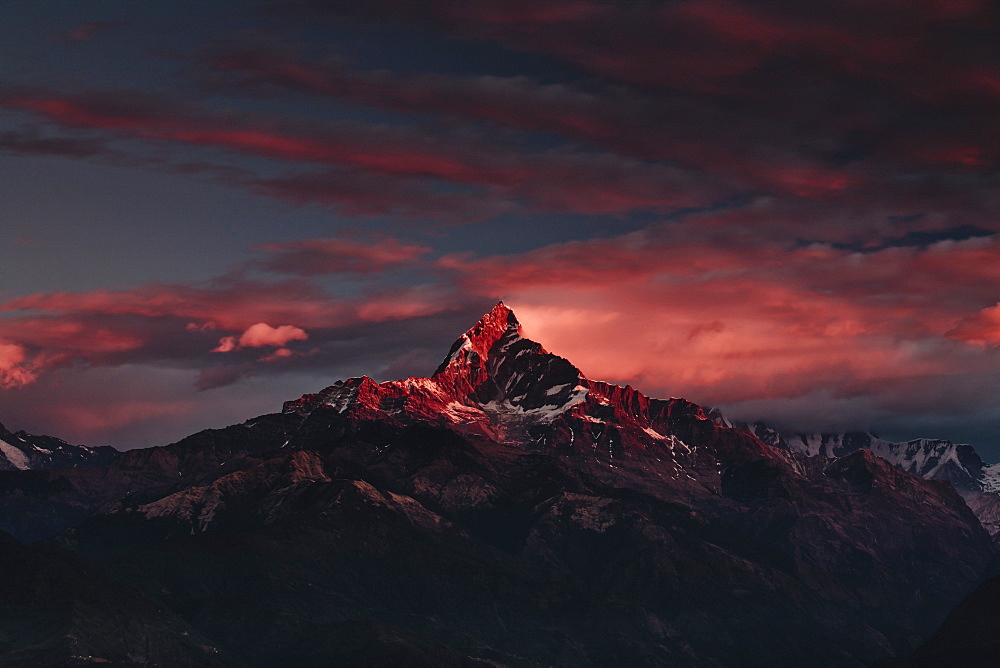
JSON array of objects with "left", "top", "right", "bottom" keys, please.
[
  {"left": 0, "top": 87, "right": 723, "bottom": 216},
  {"left": 0, "top": 343, "right": 40, "bottom": 389},
  {"left": 440, "top": 229, "right": 1000, "bottom": 410},
  {"left": 198, "top": 44, "right": 896, "bottom": 200},
  {"left": 948, "top": 303, "right": 1000, "bottom": 346},
  {"left": 259, "top": 347, "right": 296, "bottom": 362},
  {"left": 0, "top": 253, "right": 461, "bottom": 393},
  {"left": 48, "top": 400, "right": 193, "bottom": 436},
  {"left": 213, "top": 323, "right": 309, "bottom": 352},
  {"left": 277, "top": 0, "right": 1000, "bottom": 189},
  {"left": 0, "top": 274, "right": 453, "bottom": 333},
  {"left": 0, "top": 317, "right": 145, "bottom": 354},
  {"left": 1, "top": 222, "right": 997, "bottom": 445}
]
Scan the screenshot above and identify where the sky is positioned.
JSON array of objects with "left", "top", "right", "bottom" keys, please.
[{"left": 1, "top": 1, "right": 999, "bottom": 458}]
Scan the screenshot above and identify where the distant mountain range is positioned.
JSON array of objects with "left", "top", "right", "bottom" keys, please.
[
  {"left": 745, "top": 424, "right": 1000, "bottom": 536},
  {"left": 0, "top": 422, "right": 116, "bottom": 471},
  {"left": 0, "top": 303, "right": 995, "bottom": 665}
]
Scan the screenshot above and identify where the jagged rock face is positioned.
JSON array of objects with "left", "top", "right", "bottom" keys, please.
[
  {"left": 0, "top": 422, "right": 117, "bottom": 472},
  {"left": 0, "top": 303, "right": 996, "bottom": 665},
  {"left": 48, "top": 414, "right": 992, "bottom": 666},
  {"left": 284, "top": 302, "right": 589, "bottom": 444}
]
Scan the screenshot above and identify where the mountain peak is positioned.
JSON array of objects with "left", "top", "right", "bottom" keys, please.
[
  {"left": 433, "top": 301, "right": 526, "bottom": 377},
  {"left": 431, "top": 302, "right": 583, "bottom": 406}
]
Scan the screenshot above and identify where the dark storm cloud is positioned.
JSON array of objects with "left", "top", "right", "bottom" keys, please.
[
  {"left": 0, "top": 128, "right": 113, "bottom": 158},
  {"left": 0, "top": 83, "right": 724, "bottom": 219},
  {"left": 245, "top": 168, "right": 514, "bottom": 221},
  {"left": 268, "top": 1, "right": 1000, "bottom": 177},
  {"left": 253, "top": 236, "right": 430, "bottom": 275}
]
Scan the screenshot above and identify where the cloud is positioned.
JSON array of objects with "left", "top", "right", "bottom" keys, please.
[
  {"left": 14, "top": 5, "right": 1000, "bottom": 234},
  {"left": 247, "top": 168, "right": 510, "bottom": 221},
  {"left": 0, "top": 85, "right": 724, "bottom": 218},
  {"left": 197, "top": 43, "right": 855, "bottom": 197},
  {"left": 237, "top": 323, "right": 308, "bottom": 349},
  {"left": 258, "top": 347, "right": 298, "bottom": 363},
  {"left": 272, "top": 1, "right": 1000, "bottom": 197},
  {"left": 0, "top": 274, "right": 453, "bottom": 334},
  {"left": 48, "top": 21, "right": 128, "bottom": 43},
  {"left": 2, "top": 219, "right": 998, "bottom": 449},
  {"left": 0, "top": 128, "right": 114, "bottom": 159},
  {"left": 0, "top": 343, "right": 42, "bottom": 389},
  {"left": 195, "top": 42, "right": 625, "bottom": 138},
  {"left": 436, "top": 228, "right": 1000, "bottom": 431},
  {"left": 3, "top": 223, "right": 997, "bottom": 410},
  {"left": 255, "top": 236, "right": 429, "bottom": 275},
  {"left": 212, "top": 323, "right": 309, "bottom": 352},
  {"left": 949, "top": 303, "right": 1000, "bottom": 346},
  {"left": 0, "top": 238, "right": 467, "bottom": 397}
]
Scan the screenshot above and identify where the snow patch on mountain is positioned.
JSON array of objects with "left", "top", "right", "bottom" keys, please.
[
  {"left": 643, "top": 426, "right": 668, "bottom": 440},
  {"left": 0, "top": 439, "right": 29, "bottom": 470},
  {"left": 981, "top": 464, "right": 1000, "bottom": 495},
  {"left": 482, "top": 383, "right": 587, "bottom": 423},
  {"left": 442, "top": 401, "right": 487, "bottom": 423}
]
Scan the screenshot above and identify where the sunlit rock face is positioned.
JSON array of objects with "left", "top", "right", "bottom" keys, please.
[{"left": 284, "top": 302, "right": 589, "bottom": 444}]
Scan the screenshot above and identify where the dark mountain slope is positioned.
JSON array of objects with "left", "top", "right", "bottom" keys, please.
[
  {"left": 886, "top": 565, "right": 1000, "bottom": 667},
  {"left": 0, "top": 529, "right": 222, "bottom": 666}
]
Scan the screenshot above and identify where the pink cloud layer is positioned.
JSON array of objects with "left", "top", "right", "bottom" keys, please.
[{"left": 0, "top": 228, "right": 996, "bottom": 422}]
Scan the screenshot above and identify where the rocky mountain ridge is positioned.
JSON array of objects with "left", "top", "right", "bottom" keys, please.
[{"left": 0, "top": 303, "right": 994, "bottom": 665}]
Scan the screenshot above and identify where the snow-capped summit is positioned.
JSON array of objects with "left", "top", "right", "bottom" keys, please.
[{"left": 776, "top": 431, "right": 986, "bottom": 493}]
